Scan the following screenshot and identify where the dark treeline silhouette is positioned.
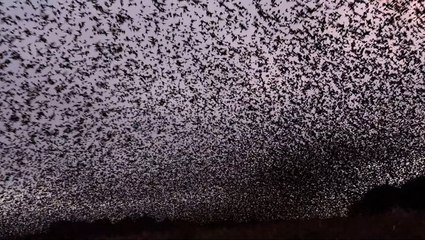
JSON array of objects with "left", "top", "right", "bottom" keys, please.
[
  {"left": 17, "top": 216, "right": 181, "bottom": 240},
  {"left": 13, "top": 176, "right": 425, "bottom": 240},
  {"left": 348, "top": 176, "right": 425, "bottom": 216},
  {"left": 16, "top": 215, "right": 248, "bottom": 240}
]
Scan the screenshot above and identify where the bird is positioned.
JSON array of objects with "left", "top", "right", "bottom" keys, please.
[{"left": 0, "top": 0, "right": 423, "bottom": 238}]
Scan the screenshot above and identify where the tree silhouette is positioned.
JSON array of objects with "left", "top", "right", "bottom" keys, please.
[
  {"left": 348, "top": 184, "right": 401, "bottom": 216},
  {"left": 348, "top": 175, "right": 425, "bottom": 216},
  {"left": 400, "top": 176, "right": 425, "bottom": 211}
]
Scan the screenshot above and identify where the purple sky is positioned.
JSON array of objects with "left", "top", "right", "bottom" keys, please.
[{"left": 0, "top": 0, "right": 424, "bottom": 237}]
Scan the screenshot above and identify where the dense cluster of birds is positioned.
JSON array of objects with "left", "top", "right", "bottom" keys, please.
[{"left": 0, "top": 0, "right": 424, "bottom": 237}]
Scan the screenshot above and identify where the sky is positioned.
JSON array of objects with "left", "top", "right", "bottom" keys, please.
[{"left": 0, "top": 0, "right": 424, "bottom": 237}]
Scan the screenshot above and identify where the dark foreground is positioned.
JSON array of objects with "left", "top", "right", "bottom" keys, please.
[{"left": 14, "top": 212, "right": 425, "bottom": 240}]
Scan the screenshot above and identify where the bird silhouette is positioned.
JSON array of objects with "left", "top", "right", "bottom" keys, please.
[{"left": 0, "top": 0, "right": 424, "bottom": 238}]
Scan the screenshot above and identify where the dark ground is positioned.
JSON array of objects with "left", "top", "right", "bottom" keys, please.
[
  {"left": 14, "top": 212, "right": 425, "bottom": 240},
  {"left": 10, "top": 177, "right": 425, "bottom": 240}
]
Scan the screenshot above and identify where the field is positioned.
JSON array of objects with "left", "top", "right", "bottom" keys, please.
[{"left": 18, "top": 212, "right": 425, "bottom": 240}]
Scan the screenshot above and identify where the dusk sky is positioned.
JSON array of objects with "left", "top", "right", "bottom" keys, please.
[{"left": 0, "top": 0, "right": 424, "bottom": 237}]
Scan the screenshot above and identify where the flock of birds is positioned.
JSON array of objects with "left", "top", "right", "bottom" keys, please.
[{"left": 0, "top": 0, "right": 424, "bottom": 237}]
